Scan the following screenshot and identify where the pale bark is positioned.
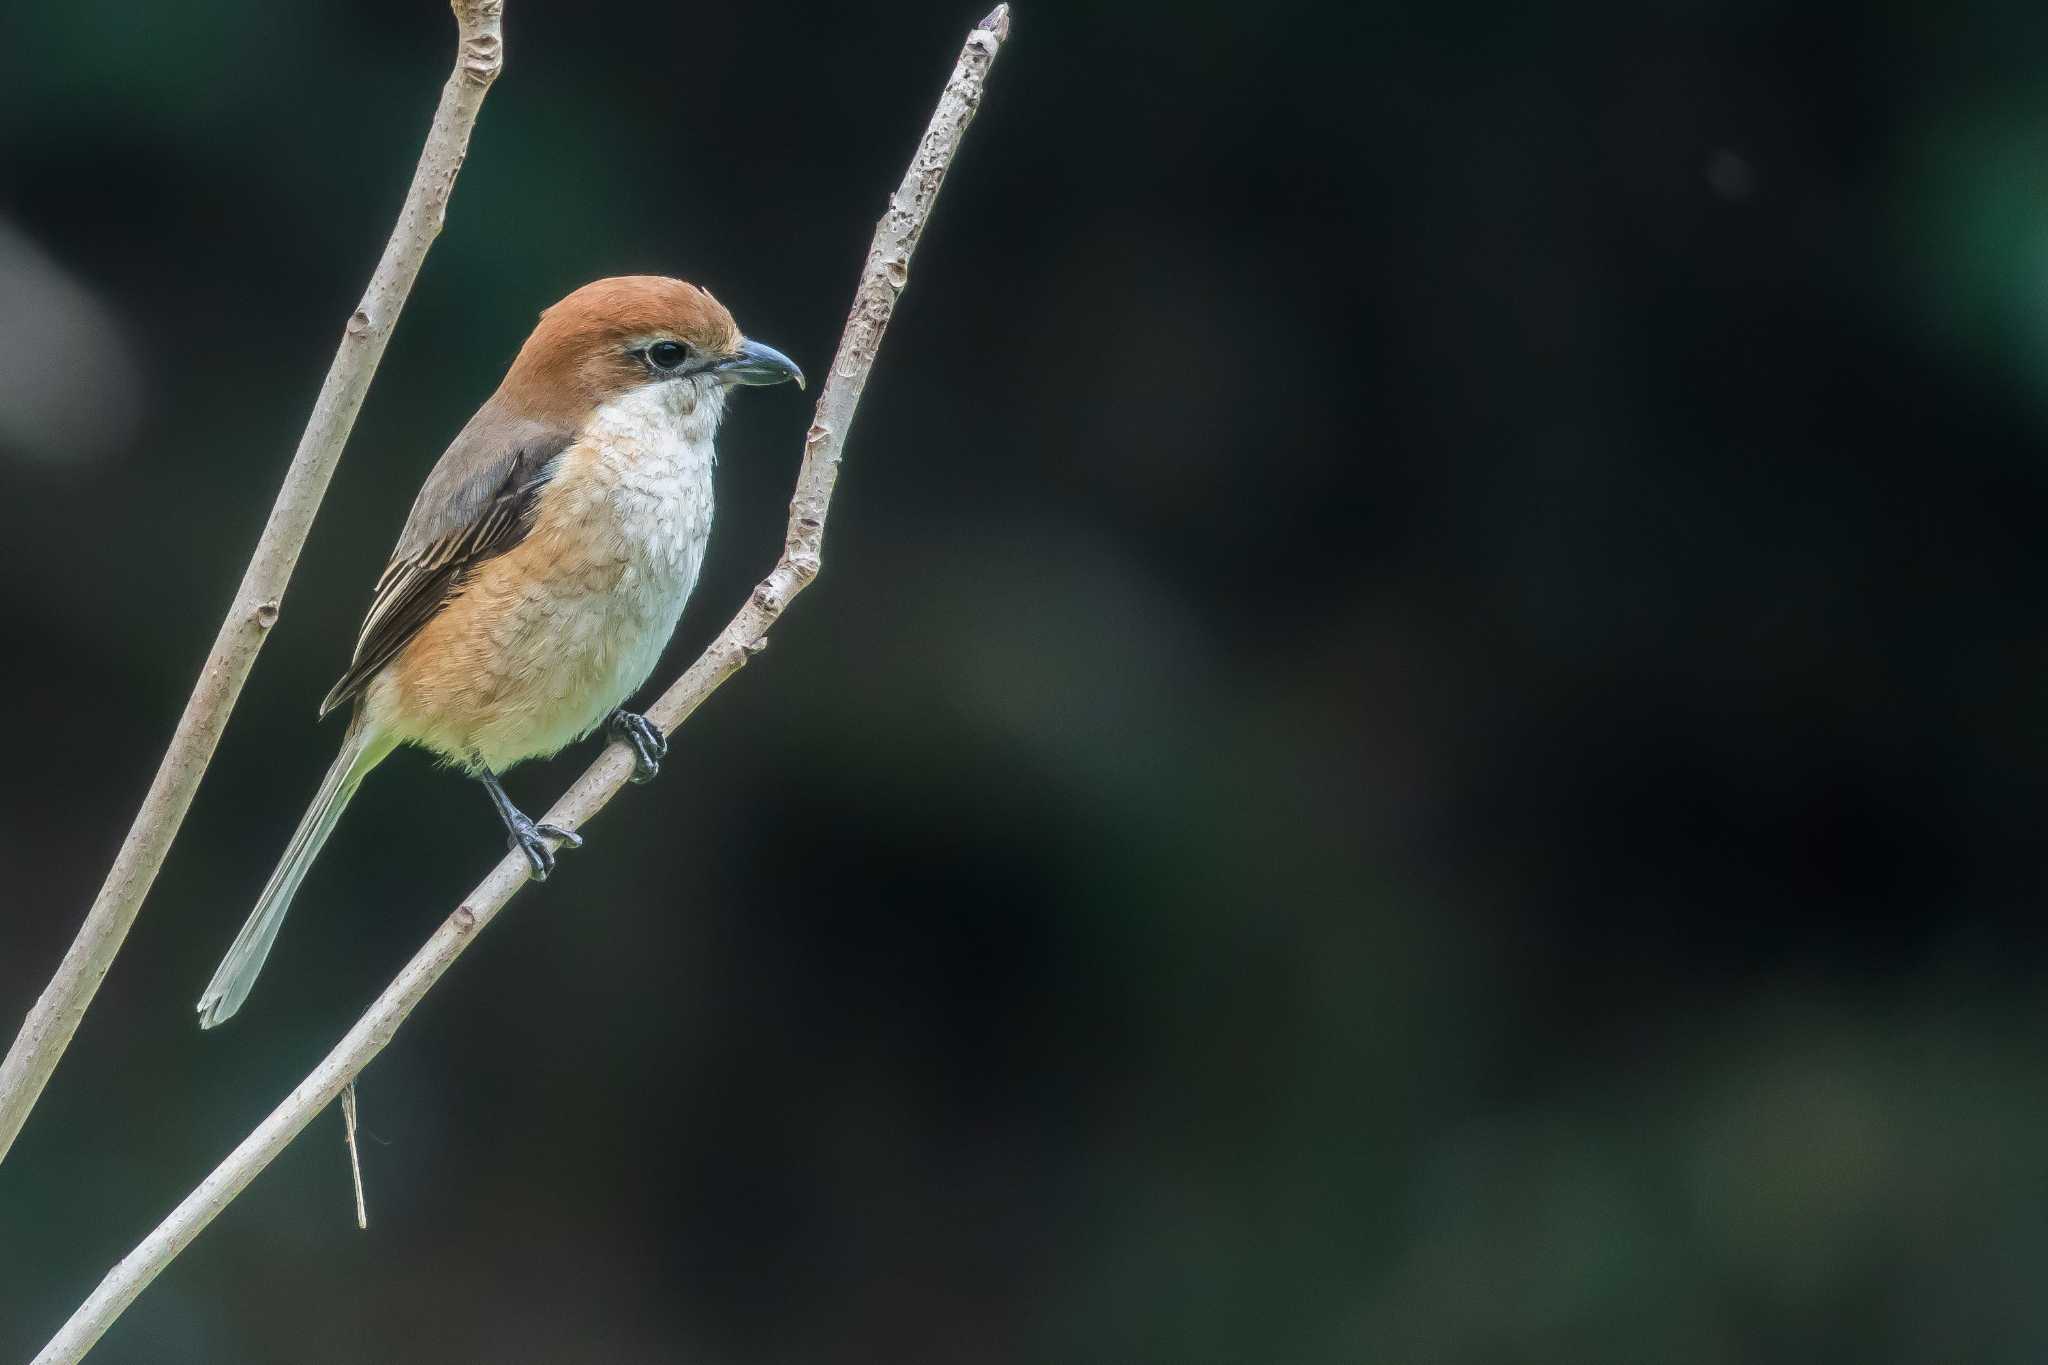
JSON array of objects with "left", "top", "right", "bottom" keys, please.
[
  {"left": 0, "top": 0, "right": 507, "bottom": 1163},
  {"left": 30, "top": 9, "right": 1011, "bottom": 1362}
]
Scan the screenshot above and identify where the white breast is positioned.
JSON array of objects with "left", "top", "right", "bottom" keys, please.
[
  {"left": 489, "top": 379, "right": 723, "bottom": 763},
  {"left": 582, "top": 378, "right": 725, "bottom": 699}
]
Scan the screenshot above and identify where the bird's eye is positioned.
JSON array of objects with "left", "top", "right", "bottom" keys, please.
[{"left": 647, "top": 341, "right": 689, "bottom": 371}]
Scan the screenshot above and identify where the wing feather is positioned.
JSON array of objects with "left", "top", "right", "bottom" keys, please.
[{"left": 319, "top": 411, "right": 573, "bottom": 717}]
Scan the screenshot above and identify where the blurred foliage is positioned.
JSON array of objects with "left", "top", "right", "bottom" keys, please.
[{"left": 6, "top": 0, "right": 2048, "bottom": 1361}]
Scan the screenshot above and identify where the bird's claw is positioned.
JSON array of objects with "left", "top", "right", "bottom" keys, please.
[
  {"left": 608, "top": 710, "right": 668, "bottom": 784},
  {"left": 507, "top": 816, "right": 582, "bottom": 881}
]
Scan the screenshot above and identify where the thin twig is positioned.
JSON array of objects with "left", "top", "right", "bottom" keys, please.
[
  {"left": 341, "top": 1082, "right": 367, "bottom": 1230},
  {"left": 0, "top": 0, "right": 507, "bottom": 1165},
  {"left": 30, "top": 10, "right": 1009, "bottom": 1361}
]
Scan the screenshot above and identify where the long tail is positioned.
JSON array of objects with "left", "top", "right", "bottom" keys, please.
[{"left": 195, "top": 721, "right": 395, "bottom": 1029}]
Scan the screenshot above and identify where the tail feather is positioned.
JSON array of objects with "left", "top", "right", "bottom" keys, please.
[{"left": 195, "top": 724, "right": 393, "bottom": 1029}]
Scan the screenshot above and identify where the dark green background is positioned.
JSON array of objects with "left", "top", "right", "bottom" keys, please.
[{"left": 6, "top": 1, "right": 2048, "bottom": 1361}]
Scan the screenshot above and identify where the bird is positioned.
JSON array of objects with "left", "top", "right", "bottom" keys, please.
[{"left": 195, "top": 275, "right": 804, "bottom": 1029}]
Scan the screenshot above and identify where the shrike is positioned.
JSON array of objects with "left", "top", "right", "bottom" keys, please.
[{"left": 196, "top": 276, "right": 803, "bottom": 1028}]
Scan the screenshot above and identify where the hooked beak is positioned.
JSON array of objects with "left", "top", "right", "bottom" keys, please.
[{"left": 713, "top": 338, "right": 805, "bottom": 390}]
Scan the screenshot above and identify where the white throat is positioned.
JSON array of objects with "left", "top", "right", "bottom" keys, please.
[
  {"left": 602, "top": 375, "right": 730, "bottom": 454},
  {"left": 579, "top": 376, "right": 723, "bottom": 558}
]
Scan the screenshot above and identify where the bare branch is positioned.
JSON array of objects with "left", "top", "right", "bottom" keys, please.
[
  {"left": 0, "top": 0, "right": 507, "bottom": 1164},
  {"left": 30, "top": 9, "right": 1010, "bottom": 1361}
]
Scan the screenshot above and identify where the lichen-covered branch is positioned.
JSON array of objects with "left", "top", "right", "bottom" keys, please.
[
  {"left": 0, "top": 0, "right": 507, "bottom": 1165},
  {"left": 30, "top": 9, "right": 1009, "bottom": 1361}
]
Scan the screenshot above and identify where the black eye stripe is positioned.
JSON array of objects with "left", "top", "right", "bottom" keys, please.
[{"left": 646, "top": 340, "right": 689, "bottom": 371}]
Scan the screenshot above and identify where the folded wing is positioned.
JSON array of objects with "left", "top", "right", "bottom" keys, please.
[{"left": 320, "top": 412, "right": 573, "bottom": 717}]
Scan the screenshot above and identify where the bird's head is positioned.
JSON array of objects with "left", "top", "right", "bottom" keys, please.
[{"left": 497, "top": 275, "right": 803, "bottom": 424}]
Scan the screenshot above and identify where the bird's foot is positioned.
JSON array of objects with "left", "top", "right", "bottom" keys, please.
[
  {"left": 476, "top": 767, "right": 583, "bottom": 881},
  {"left": 608, "top": 709, "right": 668, "bottom": 784},
  {"left": 506, "top": 813, "right": 583, "bottom": 881}
]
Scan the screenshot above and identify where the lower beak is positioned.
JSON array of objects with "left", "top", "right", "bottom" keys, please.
[{"left": 714, "top": 338, "right": 805, "bottom": 390}]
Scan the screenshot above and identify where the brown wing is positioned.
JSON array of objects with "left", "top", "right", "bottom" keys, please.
[{"left": 319, "top": 411, "right": 574, "bottom": 718}]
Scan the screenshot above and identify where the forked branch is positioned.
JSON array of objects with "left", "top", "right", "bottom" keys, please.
[{"left": 31, "top": 9, "right": 1011, "bottom": 1362}]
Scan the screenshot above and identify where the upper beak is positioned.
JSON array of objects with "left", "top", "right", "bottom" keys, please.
[{"left": 714, "top": 338, "right": 805, "bottom": 390}]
